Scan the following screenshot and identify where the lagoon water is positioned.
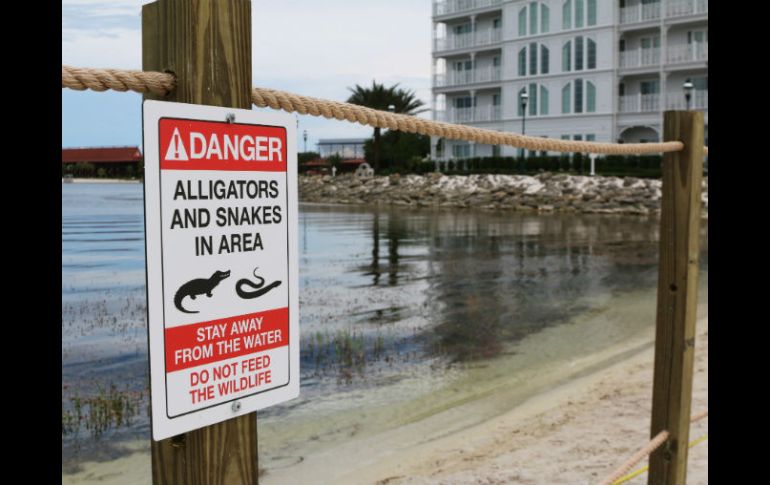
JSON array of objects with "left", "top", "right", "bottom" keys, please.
[{"left": 62, "top": 182, "right": 708, "bottom": 482}]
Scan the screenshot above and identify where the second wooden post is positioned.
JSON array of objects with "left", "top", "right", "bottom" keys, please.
[
  {"left": 142, "top": 1, "right": 258, "bottom": 484},
  {"left": 647, "top": 110, "right": 704, "bottom": 485}
]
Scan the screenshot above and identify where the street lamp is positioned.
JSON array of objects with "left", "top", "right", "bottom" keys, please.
[
  {"left": 388, "top": 104, "right": 396, "bottom": 113},
  {"left": 303, "top": 129, "right": 307, "bottom": 152},
  {"left": 520, "top": 90, "right": 529, "bottom": 162},
  {"left": 683, "top": 78, "right": 694, "bottom": 110}
]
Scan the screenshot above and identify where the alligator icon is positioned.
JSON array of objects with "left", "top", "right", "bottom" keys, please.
[
  {"left": 236, "top": 267, "right": 282, "bottom": 299},
  {"left": 174, "top": 270, "right": 231, "bottom": 314}
]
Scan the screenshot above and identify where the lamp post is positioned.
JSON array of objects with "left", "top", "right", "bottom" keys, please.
[
  {"left": 303, "top": 129, "right": 307, "bottom": 153},
  {"left": 520, "top": 90, "right": 529, "bottom": 166},
  {"left": 683, "top": 78, "right": 693, "bottom": 110}
]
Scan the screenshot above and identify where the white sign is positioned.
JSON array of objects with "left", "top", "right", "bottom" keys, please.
[{"left": 142, "top": 100, "right": 299, "bottom": 440}]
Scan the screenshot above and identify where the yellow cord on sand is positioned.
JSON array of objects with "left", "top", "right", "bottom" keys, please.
[{"left": 613, "top": 433, "right": 708, "bottom": 485}]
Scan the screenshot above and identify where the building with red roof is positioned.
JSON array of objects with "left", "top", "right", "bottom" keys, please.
[{"left": 62, "top": 146, "right": 143, "bottom": 178}]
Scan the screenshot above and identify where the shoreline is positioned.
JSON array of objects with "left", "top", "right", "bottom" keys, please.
[{"left": 300, "top": 173, "right": 708, "bottom": 217}]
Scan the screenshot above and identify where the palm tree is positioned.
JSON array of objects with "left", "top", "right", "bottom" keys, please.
[{"left": 347, "top": 81, "right": 427, "bottom": 172}]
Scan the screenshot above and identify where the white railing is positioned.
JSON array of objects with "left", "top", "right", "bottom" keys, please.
[
  {"left": 434, "top": 28, "right": 502, "bottom": 51},
  {"left": 619, "top": 48, "right": 660, "bottom": 68},
  {"left": 666, "top": 91, "right": 708, "bottom": 110},
  {"left": 433, "top": 0, "right": 503, "bottom": 16},
  {"left": 667, "top": 42, "right": 708, "bottom": 63},
  {"left": 433, "top": 66, "right": 502, "bottom": 87},
  {"left": 619, "top": 2, "right": 661, "bottom": 24},
  {"left": 435, "top": 105, "right": 502, "bottom": 123},
  {"left": 667, "top": 0, "right": 708, "bottom": 17},
  {"left": 619, "top": 93, "right": 660, "bottom": 113}
]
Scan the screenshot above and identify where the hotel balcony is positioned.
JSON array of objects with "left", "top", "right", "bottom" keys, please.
[
  {"left": 435, "top": 105, "right": 502, "bottom": 123},
  {"left": 433, "top": 0, "right": 503, "bottom": 17},
  {"left": 434, "top": 28, "right": 502, "bottom": 53},
  {"left": 619, "top": 91, "right": 708, "bottom": 113},
  {"left": 433, "top": 66, "right": 502, "bottom": 88},
  {"left": 667, "top": 0, "right": 708, "bottom": 18},
  {"left": 667, "top": 42, "right": 708, "bottom": 64},
  {"left": 619, "top": 48, "right": 661, "bottom": 69},
  {"left": 619, "top": 3, "right": 661, "bottom": 24}
]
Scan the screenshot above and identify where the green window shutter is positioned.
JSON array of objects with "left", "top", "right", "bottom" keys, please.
[
  {"left": 575, "top": 36, "right": 584, "bottom": 70},
  {"left": 588, "top": 0, "right": 597, "bottom": 26},
  {"left": 562, "top": 83, "right": 571, "bottom": 113},
  {"left": 587, "top": 39, "right": 596, "bottom": 69},
  {"left": 540, "top": 85, "right": 549, "bottom": 115},
  {"left": 530, "top": 2, "right": 538, "bottom": 35},
  {"left": 541, "top": 45, "right": 549, "bottom": 74},
  {"left": 587, "top": 81, "right": 596, "bottom": 112},
  {"left": 519, "top": 7, "right": 527, "bottom": 36},
  {"left": 530, "top": 42, "right": 538, "bottom": 75},
  {"left": 519, "top": 47, "right": 527, "bottom": 76},
  {"left": 562, "top": 41, "right": 571, "bottom": 71},
  {"left": 576, "top": 0, "right": 584, "bottom": 28},
  {"left": 574, "top": 78, "right": 583, "bottom": 113},
  {"left": 529, "top": 83, "right": 538, "bottom": 116},
  {"left": 541, "top": 5, "right": 550, "bottom": 33},
  {"left": 563, "top": 0, "right": 572, "bottom": 30}
]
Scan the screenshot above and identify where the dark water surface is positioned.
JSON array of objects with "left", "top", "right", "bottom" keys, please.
[{"left": 61, "top": 183, "right": 708, "bottom": 478}]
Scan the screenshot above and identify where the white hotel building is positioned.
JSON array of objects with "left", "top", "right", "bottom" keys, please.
[{"left": 430, "top": 0, "right": 708, "bottom": 160}]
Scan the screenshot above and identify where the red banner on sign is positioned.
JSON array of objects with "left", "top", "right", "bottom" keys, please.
[
  {"left": 165, "top": 307, "right": 289, "bottom": 372},
  {"left": 159, "top": 118, "right": 287, "bottom": 172}
]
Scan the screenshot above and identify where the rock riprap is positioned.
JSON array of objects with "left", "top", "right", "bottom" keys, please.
[{"left": 299, "top": 173, "right": 709, "bottom": 216}]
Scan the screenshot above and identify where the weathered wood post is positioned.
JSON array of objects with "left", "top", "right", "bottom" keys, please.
[
  {"left": 647, "top": 110, "right": 704, "bottom": 485},
  {"left": 142, "top": 1, "right": 259, "bottom": 484}
]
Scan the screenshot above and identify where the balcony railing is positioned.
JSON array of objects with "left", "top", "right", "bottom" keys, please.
[
  {"left": 667, "top": 42, "right": 708, "bottom": 63},
  {"left": 667, "top": 0, "right": 708, "bottom": 17},
  {"left": 434, "top": 66, "right": 502, "bottom": 87},
  {"left": 435, "top": 105, "right": 502, "bottom": 123},
  {"left": 433, "top": 0, "right": 503, "bottom": 16},
  {"left": 666, "top": 91, "right": 708, "bottom": 110},
  {"left": 619, "top": 91, "right": 708, "bottom": 113},
  {"left": 434, "top": 28, "right": 502, "bottom": 51},
  {"left": 619, "top": 48, "right": 661, "bottom": 68},
  {"left": 619, "top": 93, "right": 660, "bottom": 113},
  {"left": 619, "top": 2, "right": 661, "bottom": 24}
]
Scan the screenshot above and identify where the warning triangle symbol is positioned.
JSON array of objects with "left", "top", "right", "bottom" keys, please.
[{"left": 164, "top": 128, "right": 189, "bottom": 161}]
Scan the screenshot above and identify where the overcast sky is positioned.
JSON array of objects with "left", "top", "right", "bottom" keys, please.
[{"left": 62, "top": 0, "right": 433, "bottom": 152}]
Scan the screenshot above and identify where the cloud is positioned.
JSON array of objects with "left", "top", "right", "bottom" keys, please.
[{"left": 62, "top": 0, "right": 434, "bottom": 148}]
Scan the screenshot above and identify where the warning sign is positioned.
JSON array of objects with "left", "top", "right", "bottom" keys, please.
[{"left": 142, "top": 101, "right": 299, "bottom": 440}]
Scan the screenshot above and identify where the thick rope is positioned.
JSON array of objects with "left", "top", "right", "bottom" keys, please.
[
  {"left": 599, "top": 409, "right": 708, "bottom": 485},
  {"left": 62, "top": 65, "right": 708, "bottom": 156},
  {"left": 62, "top": 65, "right": 175, "bottom": 96},
  {"left": 598, "top": 431, "right": 669, "bottom": 485},
  {"left": 613, "top": 432, "right": 708, "bottom": 485}
]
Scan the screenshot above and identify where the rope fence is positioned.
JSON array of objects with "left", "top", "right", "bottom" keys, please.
[
  {"left": 62, "top": 65, "right": 708, "bottom": 157},
  {"left": 63, "top": 63, "right": 709, "bottom": 483}
]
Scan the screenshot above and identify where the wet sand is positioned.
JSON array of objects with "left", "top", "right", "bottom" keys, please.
[{"left": 63, "top": 301, "right": 707, "bottom": 485}]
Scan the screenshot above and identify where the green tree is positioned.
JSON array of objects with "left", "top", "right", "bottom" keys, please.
[
  {"left": 364, "top": 131, "right": 429, "bottom": 173},
  {"left": 346, "top": 81, "right": 426, "bottom": 172}
]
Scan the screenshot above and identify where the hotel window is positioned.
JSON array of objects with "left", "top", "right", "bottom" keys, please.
[
  {"left": 529, "top": 83, "right": 538, "bottom": 116},
  {"left": 561, "top": 79, "right": 596, "bottom": 114},
  {"left": 563, "top": 0, "right": 597, "bottom": 30},
  {"left": 530, "top": 2, "right": 538, "bottom": 35},
  {"left": 540, "top": 85, "right": 549, "bottom": 115},
  {"left": 519, "top": 7, "right": 527, "bottom": 36},
  {"left": 541, "top": 45, "right": 550, "bottom": 74},
  {"left": 562, "top": 41, "right": 571, "bottom": 71},
  {"left": 530, "top": 42, "right": 538, "bottom": 75},
  {"left": 519, "top": 47, "right": 527, "bottom": 76},
  {"left": 541, "top": 4, "right": 550, "bottom": 33},
  {"left": 562, "top": 83, "right": 571, "bottom": 113}
]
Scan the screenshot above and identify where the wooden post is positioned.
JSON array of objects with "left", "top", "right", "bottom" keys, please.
[
  {"left": 647, "top": 111, "right": 704, "bottom": 485},
  {"left": 142, "top": 1, "right": 258, "bottom": 484}
]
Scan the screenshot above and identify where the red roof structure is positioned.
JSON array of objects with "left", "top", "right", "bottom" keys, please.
[
  {"left": 340, "top": 158, "right": 366, "bottom": 166},
  {"left": 62, "top": 147, "right": 142, "bottom": 164}
]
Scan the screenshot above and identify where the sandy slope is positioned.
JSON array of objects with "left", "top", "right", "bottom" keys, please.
[{"left": 353, "top": 313, "right": 708, "bottom": 485}]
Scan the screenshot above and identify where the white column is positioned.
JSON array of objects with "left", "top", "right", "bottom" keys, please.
[{"left": 590, "top": 154, "right": 597, "bottom": 176}]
